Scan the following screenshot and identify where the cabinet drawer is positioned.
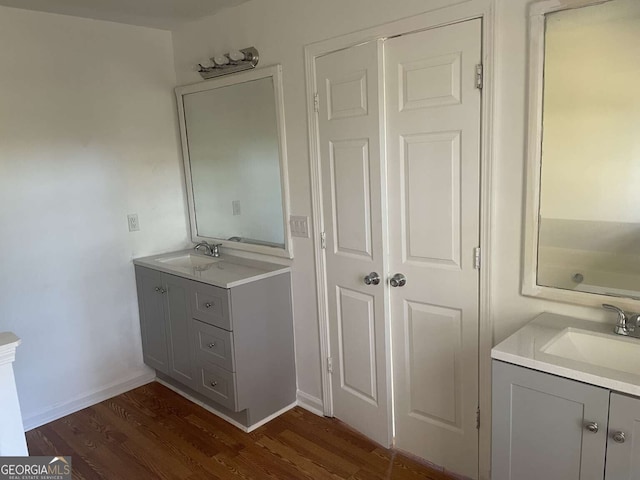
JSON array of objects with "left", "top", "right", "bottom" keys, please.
[
  {"left": 190, "top": 283, "right": 231, "bottom": 331},
  {"left": 192, "top": 319, "right": 235, "bottom": 372},
  {"left": 197, "top": 364, "right": 237, "bottom": 411}
]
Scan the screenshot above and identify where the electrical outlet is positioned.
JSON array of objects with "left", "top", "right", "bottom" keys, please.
[
  {"left": 232, "top": 200, "right": 241, "bottom": 216},
  {"left": 290, "top": 215, "right": 309, "bottom": 238},
  {"left": 127, "top": 214, "right": 140, "bottom": 232}
]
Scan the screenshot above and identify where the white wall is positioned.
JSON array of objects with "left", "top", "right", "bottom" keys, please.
[
  {"left": 0, "top": 6, "right": 189, "bottom": 426},
  {"left": 171, "top": 0, "right": 617, "bottom": 406}
]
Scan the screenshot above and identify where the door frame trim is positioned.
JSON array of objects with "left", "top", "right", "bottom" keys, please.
[{"left": 304, "top": 2, "right": 496, "bottom": 478}]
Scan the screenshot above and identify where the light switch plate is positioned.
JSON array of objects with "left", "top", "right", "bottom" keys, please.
[{"left": 290, "top": 216, "right": 309, "bottom": 238}]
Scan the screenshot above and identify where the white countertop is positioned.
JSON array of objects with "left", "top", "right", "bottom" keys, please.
[
  {"left": 133, "top": 250, "right": 291, "bottom": 289},
  {"left": 492, "top": 313, "right": 640, "bottom": 396}
]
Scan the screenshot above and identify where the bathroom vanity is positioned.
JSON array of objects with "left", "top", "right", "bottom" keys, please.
[
  {"left": 134, "top": 62, "right": 297, "bottom": 432},
  {"left": 133, "top": 250, "right": 296, "bottom": 431},
  {"left": 491, "top": 313, "right": 640, "bottom": 480}
]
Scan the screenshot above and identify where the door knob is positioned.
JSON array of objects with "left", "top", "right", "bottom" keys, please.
[
  {"left": 612, "top": 431, "right": 626, "bottom": 443},
  {"left": 390, "top": 273, "right": 407, "bottom": 288},
  {"left": 364, "top": 272, "right": 380, "bottom": 286},
  {"left": 585, "top": 422, "right": 599, "bottom": 433}
]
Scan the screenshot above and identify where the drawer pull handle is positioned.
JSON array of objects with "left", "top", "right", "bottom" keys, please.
[
  {"left": 208, "top": 342, "right": 216, "bottom": 349},
  {"left": 210, "top": 381, "right": 218, "bottom": 387},
  {"left": 205, "top": 302, "right": 213, "bottom": 309},
  {"left": 585, "top": 422, "right": 599, "bottom": 433},
  {"left": 612, "top": 431, "right": 626, "bottom": 443}
]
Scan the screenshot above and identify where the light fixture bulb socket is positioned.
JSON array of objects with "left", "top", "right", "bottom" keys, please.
[
  {"left": 213, "top": 55, "right": 230, "bottom": 66},
  {"left": 228, "top": 50, "right": 246, "bottom": 62}
]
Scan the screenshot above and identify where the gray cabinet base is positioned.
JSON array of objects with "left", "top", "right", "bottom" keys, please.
[
  {"left": 157, "top": 372, "right": 250, "bottom": 427},
  {"left": 156, "top": 372, "right": 296, "bottom": 432}
]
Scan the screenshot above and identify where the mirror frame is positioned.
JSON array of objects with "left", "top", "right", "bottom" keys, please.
[
  {"left": 175, "top": 65, "right": 293, "bottom": 259},
  {"left": 523, "top": 0, "right": 639, "bottom": 309}
]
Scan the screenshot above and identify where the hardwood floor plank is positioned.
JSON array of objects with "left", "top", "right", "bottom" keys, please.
[
  {"left": 256, "top": 433, "right": 345, "bottom": 480},
  {"left": 35, "top": 423, "right": 106, "bottom": 480},
  {"left": 275, "top": 429, "right": 361, "bottom": 477},
  {"left": 79, "top": 405, "right": 192, "bottom": 480},
  {"left": 100, "top": 400, "right": 233, "bottom": 479},
  {"left": 52, "top": 413, "right": 159, "bottom": 480},
  {"left": 26, "top": 382, "right": 459, "bottom": 480}
]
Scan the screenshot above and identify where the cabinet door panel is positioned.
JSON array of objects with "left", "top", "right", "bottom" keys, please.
[
  {"left": 492, "top": 361, "right": 609, "bottom": 480},
  {"left": 164, "top": 273, "right": 196, "bottom": 389},
  {"left": 135, "top": 266, "right": 169, "bottom": 374},
  {"left": 605, "top": 393, "right": 640, "bottom": 480}
]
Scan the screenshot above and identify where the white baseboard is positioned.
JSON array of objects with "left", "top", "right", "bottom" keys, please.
[
  {"left": 155, "top": 378, "right": 250, "bottom": 432},
  {"left": 22, "top": 372, "right": 324, "bottom": 433},
  {"left": 23, "top": 368, "right": 155, "bottom": 431},
  {"left": 247, "top": 402, "right": 297, "bottom": 432},
  {"left": 296, "top": 390, "right": 324, "bottom": 417},
  {"left": 156, "top": 378, "right": 296, "bottom": 433}
]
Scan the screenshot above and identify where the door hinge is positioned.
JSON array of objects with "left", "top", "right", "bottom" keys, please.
[
  {"left": 327, "top": 357, "right": 333, "bottom": 374},
  {"left": 475, "top": 64, "right": 484, "bottom": 90},
  {"left": 320, "top": 231, "right": 326, "bottom": 249},
  {"left": 474, "top": 247, "right": 481, "bottom": 270},
  {"left": 476, "top": 406, "right": 481, "bottom": 429},
  {"left": 313, "top": 92, "right": 320, "bottom": 113}
]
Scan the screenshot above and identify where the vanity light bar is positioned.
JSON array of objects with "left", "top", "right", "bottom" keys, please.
[{"left": 197, "top": 47, "right": 259, "bottom": 80}]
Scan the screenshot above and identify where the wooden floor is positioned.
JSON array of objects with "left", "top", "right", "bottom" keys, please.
[{"left": 26, "top": 382, "right": 457, "bottom": 480}]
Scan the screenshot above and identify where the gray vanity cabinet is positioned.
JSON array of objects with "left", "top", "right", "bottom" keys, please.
[
  {"left": 605, "top": 393, "right": 640, "bottom": 480},
  {"left": 163, "top": 274, "right": 197, "bottom": 390},
  {"left": 135, "top": 267, "right": 170, "bottom": 375},
  {"left": 135, "top": 266, "right": 197, "bottom": 390},
  {"left": 135, "top": 263, "right": 296, "bottom": 430},
  {"left": 492, "top": 360, "right": 609, "bottom": 480}
]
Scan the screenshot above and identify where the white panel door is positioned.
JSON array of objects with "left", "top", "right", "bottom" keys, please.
[
  {"left": 385, "top": 19, "right": 482, "bottom": 478},
  {"left": 316, "top": 40, "right": 391, "bottom": 446}
]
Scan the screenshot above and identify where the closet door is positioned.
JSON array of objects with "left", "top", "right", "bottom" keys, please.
[
  {"left": 315, "top": 40, "right": 392, "bottom": 446},
  {"left": 385, "top": 19, "right": 482, "bottom": 478}
]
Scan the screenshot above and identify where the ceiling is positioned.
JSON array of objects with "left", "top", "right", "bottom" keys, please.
[{"left": 0, "top": 0, "right": 250, "bottom": 29}]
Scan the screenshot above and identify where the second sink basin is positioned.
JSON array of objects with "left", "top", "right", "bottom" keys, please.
[
  {"left": 157, "top": 253, "right": 220, "bottom": 269},
  {"left": 542, "top": 328, "right": 640, "bottom": 376}
]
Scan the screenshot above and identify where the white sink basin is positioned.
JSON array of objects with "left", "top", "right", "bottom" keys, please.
[
  {"left": 542, "top": 328, "right": 640, "bottom": 376},
  {"left": 157, "top": 253, "right": 219, "bottom": 269}
]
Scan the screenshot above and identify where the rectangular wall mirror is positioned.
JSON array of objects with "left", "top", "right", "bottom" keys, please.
[
  {"left": 176, "top": 65, "right": 293, "bottom": 258},
  {"left": 524, "top": 0, "right": 640, "bottom": 307}
]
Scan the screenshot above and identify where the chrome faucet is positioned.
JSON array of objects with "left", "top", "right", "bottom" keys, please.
[
  {"left": 603, "top": 304, "right": 640, "bottom": 337},
  {"left": 193, "top": 241, "right": 222, "bottom": 258},
  {"left": 194, "top": 241, "right": 213, "bottom": 256}
]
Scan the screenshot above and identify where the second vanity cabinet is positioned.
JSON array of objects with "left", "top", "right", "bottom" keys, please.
[
  {"left": 492, "top": 360, "right": 640, "bottom": 480},
  {"left": 134, "top": 259, "right": 296, "bottom": 430}
]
